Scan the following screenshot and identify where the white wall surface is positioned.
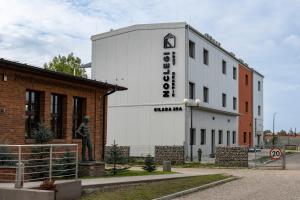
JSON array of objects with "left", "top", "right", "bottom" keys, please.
[
  {"left": 187, "top": 29, "right": 239, "bottom": 114},
  {"left": 253, "top": 72, "right": 264, "bottom": 146},
  {"left": 92, "top": 23, "right": 187, "bottom": 156},
  {"left": 185, "top": 109, "right": 238, "bottom": 160}
]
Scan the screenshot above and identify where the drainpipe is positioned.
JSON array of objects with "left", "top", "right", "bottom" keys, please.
[{"left": 101, "top": 88, "right": 117, "bottom": 160}]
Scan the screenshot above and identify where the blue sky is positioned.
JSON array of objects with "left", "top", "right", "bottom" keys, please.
[{"left": 0, "top": 0, "right": 300, "bottom": 132}]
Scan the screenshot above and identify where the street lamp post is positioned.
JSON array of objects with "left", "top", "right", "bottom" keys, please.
[
  {"left": 184, "top": 99, "right": 200, "bottom": 162},
  {"left": 272, "top": 112, "right": 277, "bottom": 147}
]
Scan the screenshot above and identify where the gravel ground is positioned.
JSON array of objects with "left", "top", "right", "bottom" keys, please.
[{"left": 173, "top": 154, "right": 300, "bottom": 200}]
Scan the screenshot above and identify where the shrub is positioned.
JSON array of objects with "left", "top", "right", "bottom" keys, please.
[
  {"left": 197, "top": 148, "right": 202, "bottom": 162},
  {"left": 52, "top": 151, "right": 76, "bottom": 178},
  {"left": 33, "top": 123, "right": 54, "bottom": 144},
  {"left": 143, "top": 154, "right": 156, "bottom": 172},
  {"left": 0, "top": 147, "right": 17, "bottom": 166}
]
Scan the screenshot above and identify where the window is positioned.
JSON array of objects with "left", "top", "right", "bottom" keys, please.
[
  {"left": 227, "top": 131, "right": 230, "bottom": 146},
  {"left": 233, "top": 67, "right": 237, "bottom": 80},
  {"left": 258, "top": 81, "right": 261, "bottom": 91},
  {"left": 218, "top": 130, "right": 223, "bottom": 144},
  {"left": 243, "top": 132, "right": 247, "bottom": 143},
  {"left": 249, "top": 132, "right": 251, "bottom": 144},
  {"left": 222, "top": 60, "right": 227, "bottom": 74},
  {"left": 189, "top": 40, "right": 195, "bottom": 58},
  {"left": 232, "top": 131, "right": 236, "bottom": 144},
  {"left": 258, "top": 105, "right": 261, "bottom": 116},
  {"left": 25, "top": 90, "right": 42, "bottom": 138},
  {"left": 245, "top": 101, "right": 248, "bottom": 112},
  {"left": 233, "top": 97, "right": 237, "bottom": 110},
  {"left": 73, "top": 97, "right": 86, "bottom": 138},
  {"left": 222, "top": 93, "right": 226, "bottom": 107},
  {"left": 190, "top": 128, "right": 196, "bottom": 145},
  {"left": 189, "top": 82, "right": 195, "bottom": 99},
  {"left": 203, "top": 87, "right": 209, "bottom": 103},
  {"left": 203, "top": 48, "right": 209, "bottom": 65},
  {"left": 200, "top": 129, "right": 206, "bottom": 145},
  {"left": 51, "top": 94, "right": 65, "bottom": 139},
  {"left": 245, "top": 74, "right": 248, "bottom": 85}
]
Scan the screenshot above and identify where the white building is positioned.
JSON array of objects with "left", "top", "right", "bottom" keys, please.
[{"left": 91, "top": 22, "right": 262, "bottom": 161}]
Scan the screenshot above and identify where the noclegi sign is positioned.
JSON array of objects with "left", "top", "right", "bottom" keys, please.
[{"left": 162, "top": 33, "right": 176, "bottom": 98}]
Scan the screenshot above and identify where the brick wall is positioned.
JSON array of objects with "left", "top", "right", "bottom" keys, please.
[
  {"left": 215, "top": 147, "right": 248, "bottom": 167},
  {"left": 155, "top": 146, "right": 184, "bottom": 164},
  {"left": 238, "top": 64, "right": 253, "bottom": 147},
  {"left": 0, "top": 167, "right": 16, "bottom": 182},
  {"left": 0, "top": 66, "right": 108, "bottom": 162}
]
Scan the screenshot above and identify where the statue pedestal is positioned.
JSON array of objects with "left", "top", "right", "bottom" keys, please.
[{"left": 78, "top": 161, "right": 105, "bottom": 177}]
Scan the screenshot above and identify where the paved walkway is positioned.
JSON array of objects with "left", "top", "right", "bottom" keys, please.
[{"left": 173, "top": 165, "right": 300, "bottom": 200}]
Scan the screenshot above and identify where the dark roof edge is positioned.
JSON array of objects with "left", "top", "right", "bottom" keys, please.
[{"left": 0, "top": 58, "right": 127, "bottom": 91}]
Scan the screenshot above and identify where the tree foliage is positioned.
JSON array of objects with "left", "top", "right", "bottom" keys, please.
[{"left": 44, "top": 53, "right": 87, "bottom": 78}]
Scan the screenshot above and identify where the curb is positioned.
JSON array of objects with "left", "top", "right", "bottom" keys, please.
[
  {"left": 153, "top": 176, "right": 240, "bottom": 200},
  {"left": 82, "top": 174, "right": 196, "bottom": 189}
]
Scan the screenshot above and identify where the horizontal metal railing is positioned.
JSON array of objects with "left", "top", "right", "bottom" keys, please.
[{"left": 0, "top": 144, "right": 78, "bottom": 188}]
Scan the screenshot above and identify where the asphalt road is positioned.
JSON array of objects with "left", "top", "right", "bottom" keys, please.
[
  {"left": 285, "top": 152, "right": 300, "bottom": 170},
  {"left": 173, "top": 155, "right": 300, "bottom": 200}
]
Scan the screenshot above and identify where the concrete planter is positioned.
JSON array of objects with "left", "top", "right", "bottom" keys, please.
[{"left": 0, "top": 180, "right": 81, "bottom": 200}]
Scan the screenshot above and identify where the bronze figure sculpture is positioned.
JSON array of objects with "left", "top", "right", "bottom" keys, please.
[{"left": 76, "top": 116, "right": 94, "bottom": 162}]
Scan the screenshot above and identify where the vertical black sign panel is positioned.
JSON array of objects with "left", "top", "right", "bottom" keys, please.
[{"left": 162, "top": 33, "right": 176, "bottom": 98}]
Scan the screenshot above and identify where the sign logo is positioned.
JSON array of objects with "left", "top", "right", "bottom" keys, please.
[
  {"left": 162, "top": 33, "right": 176, "bottom": 98},
  {"left": 269, "top": 148, "right": 282, "bottom": 160},
  {"left": 164, "top": 33, "right": 176, "bottom": 49}
]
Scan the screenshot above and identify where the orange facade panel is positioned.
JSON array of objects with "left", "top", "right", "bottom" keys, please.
[{"left": 238, "top": 64, "right": 253, "bottom": 147}]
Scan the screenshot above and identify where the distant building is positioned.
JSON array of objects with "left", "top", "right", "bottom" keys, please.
[
  {"left": 0, "top": 58, "right": 126, "bottom": 162},
  {"left": 91, "top": 22, "right": 264, "bottom": 161}
]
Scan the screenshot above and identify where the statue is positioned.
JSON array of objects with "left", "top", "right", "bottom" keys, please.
[{"left": 76, "top": 116, "right": 94, "bottom": 162}]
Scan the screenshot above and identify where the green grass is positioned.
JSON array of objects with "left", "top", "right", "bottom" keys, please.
[
  {"left": 80, "top": 170, "right": 176, "bottom": 179},
  {"left": 254, "top": 156, "right": 270, "bottom": 163},
  {"left": 81, "top": 174, "right": 230, "bottom": 200},
  {"left": 177, "top": 162, "right": 217, "bottom": 168},
  {"left": 104, "top": 170, "right": 176, "bottom": 177}
]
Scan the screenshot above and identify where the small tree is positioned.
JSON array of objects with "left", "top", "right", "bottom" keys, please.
[
  {"left": 143, "top": 154, "right": 156, "bottom": 172},
  {"left": 105, "top": 141, "right": 128, "bottom": 175},
  {"left": 29, "top": 123, "right": 54, "bottom": 180}
]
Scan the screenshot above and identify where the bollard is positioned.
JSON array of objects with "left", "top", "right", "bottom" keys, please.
[
  {"left": 282, "top": 151, "right": 286, "bottom": 170},
  {"left": 15, "top": 162, "right": 24, "bottom": 189},
  {"left": 163, "top": 161, "right": 171, "bottom": 172}
]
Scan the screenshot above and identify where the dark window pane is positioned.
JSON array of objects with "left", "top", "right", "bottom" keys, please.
[
  {"left": 25, "top": 90, "right": 41, "bottom": 138},
  {"left": 222, "top": 60, "right": 226, "bottom": 74},
  {"left": 203, "top": 49, "right": 209, "bottom": 65},
  {"left": 73, "top": 97, "right": 86, "bottom": 138},
  {"left": 189, "top": 82, "right": 195, "bottom": 100},
  {"left": 189, "top": 40, "right": 195, "bottom": 58}
]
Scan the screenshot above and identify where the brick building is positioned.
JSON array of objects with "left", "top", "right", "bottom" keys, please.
[{"left": 0, "top": 58, "right": 126, "bottom": 161}]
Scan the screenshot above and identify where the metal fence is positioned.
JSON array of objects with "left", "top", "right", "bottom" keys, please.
[{"left": 0, "top": 144, "right": 78, "bottom": 188}]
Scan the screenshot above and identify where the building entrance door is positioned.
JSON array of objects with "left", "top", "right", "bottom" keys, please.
[{"left": 211, "top": 130, "right": 215, "bottom": 155}]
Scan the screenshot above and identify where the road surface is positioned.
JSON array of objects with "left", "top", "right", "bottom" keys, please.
[{"left": 173, "top": 154, "right": 300, "bottom": 200}]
